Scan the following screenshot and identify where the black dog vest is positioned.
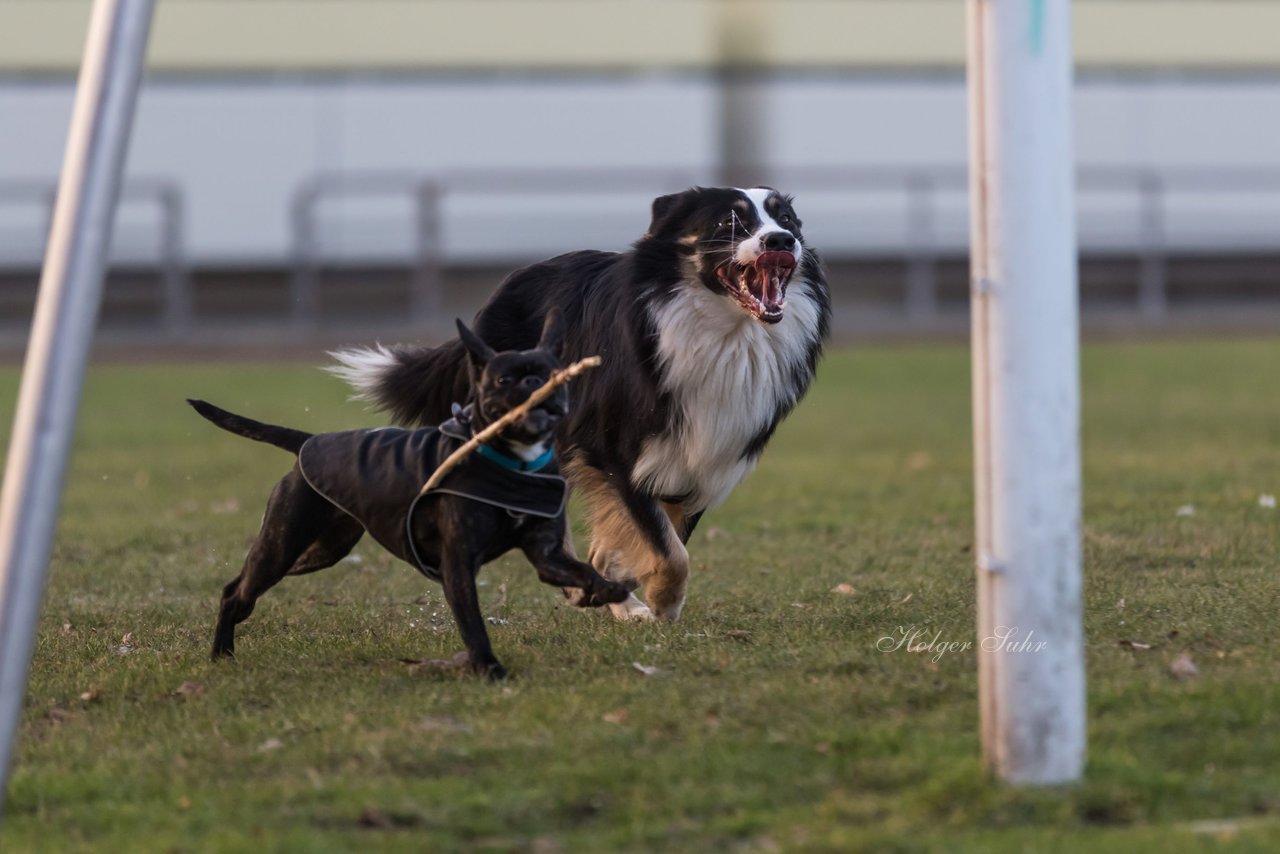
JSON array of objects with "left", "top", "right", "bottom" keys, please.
[{"left": 296, "top": 413, "right": 567, "bottom": 582}]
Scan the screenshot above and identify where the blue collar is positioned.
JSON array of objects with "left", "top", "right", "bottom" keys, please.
[{"left": 475, "top": 442, "right": 555, "bottom": 473}]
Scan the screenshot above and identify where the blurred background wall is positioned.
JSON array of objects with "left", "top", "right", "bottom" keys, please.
[{"left": 1, "top": 0, "right": 1278, "bottom": 344}]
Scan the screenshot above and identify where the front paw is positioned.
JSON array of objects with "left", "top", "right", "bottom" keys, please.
[
  {"left": 577, "top": 577, "right": 630, "bottom": 607},
  {"left": 474, "top": 658, "right": 508, "bottom": 681}
]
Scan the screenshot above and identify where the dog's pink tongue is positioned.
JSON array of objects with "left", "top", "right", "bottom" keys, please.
[{"left": 754, "top": 251, "right": 796, "bottom": 308}]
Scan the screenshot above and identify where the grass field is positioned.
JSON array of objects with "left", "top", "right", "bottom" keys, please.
[{"left": 0, "top": 338, "right": 1278, "bottom": 852}]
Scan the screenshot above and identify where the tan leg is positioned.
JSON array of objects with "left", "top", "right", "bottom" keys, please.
[
  {"left": 558, "top": 512, "right": 592, "bottom": 608},
  {"left": 564, "top": 459, "right": 689, "bottom": 622}
]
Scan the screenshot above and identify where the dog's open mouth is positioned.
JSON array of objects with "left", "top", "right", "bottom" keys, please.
[{"left": 717, "top": 251, "right": 796, "bottom": 324}]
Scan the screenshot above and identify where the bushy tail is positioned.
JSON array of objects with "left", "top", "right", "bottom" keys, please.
[
  {"left": 325, "top": 339, "right": 470, "bottom": 426},
  {"left": 187, "top": 399, "right": 312, "bottom": 454}
]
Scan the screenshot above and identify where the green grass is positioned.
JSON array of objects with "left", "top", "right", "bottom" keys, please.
[{"left": 1, "top": 338, "right": 1279, "bottom": 852}]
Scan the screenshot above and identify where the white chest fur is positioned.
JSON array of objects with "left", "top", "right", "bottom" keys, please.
[{"left": 632, "top": 279, "right": 822, "bottom": 510}]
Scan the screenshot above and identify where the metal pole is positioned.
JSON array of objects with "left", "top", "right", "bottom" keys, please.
[
  {"left": 411, "top": 180, "right": 443, "bottom": 325},
  {"left": 1137, "top": 171, "right": 1168, "bottom": 319},
  {"left": 904, "top": 173, "right": 939, "bottom": 319},
  {"left": 159, "top": 182, "right": 191, "bottom": 336},
  {"left": 290, "top": 182, "right": 320, "bottom": 330},
  {"left": 967, "top": 0, "right": 1085, "bottom": 784},
  {"left": 0, "top": 0, "right": 155, "bottom": 816}
]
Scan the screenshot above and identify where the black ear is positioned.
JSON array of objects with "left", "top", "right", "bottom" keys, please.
[
  {"left": 645, "top": 190, "right": 689, "bottom": 238},
  {"left": 456, "top": 318, "right": 496, "bottom": 375},
  {"left": 537, "top": 308, "right": 566, "bottom": 359}
]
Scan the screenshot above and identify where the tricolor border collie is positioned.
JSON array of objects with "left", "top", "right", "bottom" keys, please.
[{"left": 330, "top": 186, "right": 830, "bottom": 621}]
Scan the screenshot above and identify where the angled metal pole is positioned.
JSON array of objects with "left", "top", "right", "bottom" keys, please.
[
  {"left": 967, "top": 0, "right": 1085, "bottom": 784},
  {"left": 0, "top": 0, "right": 155, "bottom": 818}
]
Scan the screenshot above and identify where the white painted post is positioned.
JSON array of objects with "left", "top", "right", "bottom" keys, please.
[
  {"left": 966, "top": 0, "right": 1085, "bottom": 783},
  {"left": 0, "top": 0, "right": 155, "bottom": 818}
]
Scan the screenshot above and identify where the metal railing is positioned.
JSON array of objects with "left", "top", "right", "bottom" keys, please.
[
  {"left": 770, "top": 165, "right": 1280, "bottom": 318},
  {"left": 289, "top": 168, "right": 698, "bottom": 327},
  {"left": 0, "top": 177, "right": 189, "bottom": 332},
  {"left": 5, "top": 166, "right": 1280, "bottom": 334},
  {"left": 290, "top": 165, "right": 1280, "bottom": 327},
  {"left": 290, "top": 171, "right": 443, "bottom": 327}
]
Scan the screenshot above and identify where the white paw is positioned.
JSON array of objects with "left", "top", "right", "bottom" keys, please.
[{"left": 609, "top": 594, "right": 656, "bottom": 622}]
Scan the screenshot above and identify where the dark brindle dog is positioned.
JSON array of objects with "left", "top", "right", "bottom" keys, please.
[{"left": 190, "top": 313, "right": 628, "bottom": 679}]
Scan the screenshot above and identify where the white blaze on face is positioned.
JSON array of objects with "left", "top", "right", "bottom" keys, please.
[{"left": 734, "top": 187, "right": 803, "bottom": 266}]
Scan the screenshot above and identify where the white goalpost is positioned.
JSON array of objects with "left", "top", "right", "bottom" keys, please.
[
  {"left": 0, "top": 0, "right": 156, "bottom": 816},
  {"left": 966, "top": 0, "right": 1086, "bottom": 783}
]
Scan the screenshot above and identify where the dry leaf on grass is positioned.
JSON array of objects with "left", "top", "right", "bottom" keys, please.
[
  {"left": 900, "top": 592, "right": 914, "bottom": 605},
  {"left": 209, "top": 498, "right": 240, "bottom": 514},
  {"left": 1170, "top": 652, "right": 1200, "bottom": 679},
  {"left": 1176, "top": 505, "right": 1196, "bottom": 517},
  {"left": 173, "top": 681, "right": 206, "bottom": 700},
  {"left": 356, "top": 806, "right": 420, "bottom": 830},
  {"left": 415, "top": 715, "right": 468, "bottom": 734},
  {"left": 632, "top": 662, "right": 669, "bottom": 677},
  {"left": 257, "top": 737, "right": 284, "bottom": 752},
  {"left": 602, "top": 708, "right": 629, "bottom": 724},
  {"left": 400, "top": 651, "right": 471, "bottom": 672},
  {"left": 1118, "top": 640, "right": 1154, "bottom": 650},
  {"left": 724, "top": 629, "right": 752, "bottom": 644},
  {"left": 78, "top": 689, "right": 101, "bottom": 703},
  {"left": 358, "top": 806, "right": 394, "bottom": 830},
  {"left": 830, "top": 583, "right": 856, "bottom": 595}
]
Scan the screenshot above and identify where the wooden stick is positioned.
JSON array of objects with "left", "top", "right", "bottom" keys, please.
[{"left": 419, "top": 355, "right": 601, "bottom": 496}]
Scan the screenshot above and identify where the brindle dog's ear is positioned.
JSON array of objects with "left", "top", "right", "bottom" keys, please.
[
  {"left": 645, "top": 190, "right": 690, "bottom": 239},
  {"left": 456, "top": 318, "right": 496, "bottom": 377},
  {"left": 537, "top": 308, "right": 566, "bottom": 360}
]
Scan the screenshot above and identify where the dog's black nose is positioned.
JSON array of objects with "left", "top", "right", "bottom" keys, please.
[{"left": 763, "top": 232, "right": 795, "bottom": 252}]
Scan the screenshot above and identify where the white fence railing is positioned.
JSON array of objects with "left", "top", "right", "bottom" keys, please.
[
  {"left": 4, "top": 167, "right": 1280, "bottom": 332},
  {"left": 0, "top": 177, "right": 189, "bottom": 332}
]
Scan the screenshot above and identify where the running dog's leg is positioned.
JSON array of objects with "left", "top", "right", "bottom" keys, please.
[
  {"left": 212, "top": 468, "right": 352, "bottom": 659},
  {"left": 558, "top": 503, "right": 593, "bottom": 608},
  {"left": 667, "top": 506, "right": 704, "bottom": 545},
  {"left": 566, "top": 460, "right": 688, "bottom": 622}
]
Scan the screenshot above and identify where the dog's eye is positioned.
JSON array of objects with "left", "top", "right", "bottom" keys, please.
[
  {"left": 778, "top": 213, "right": 792, "bottom": 225},
  {"left": 495, "top": 376, "right": 513, "bottom": 387}
]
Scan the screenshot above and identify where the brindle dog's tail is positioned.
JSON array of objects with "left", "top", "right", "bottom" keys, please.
[{"left": 187, "top": 399, "right": 312, "bottom": 455}]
